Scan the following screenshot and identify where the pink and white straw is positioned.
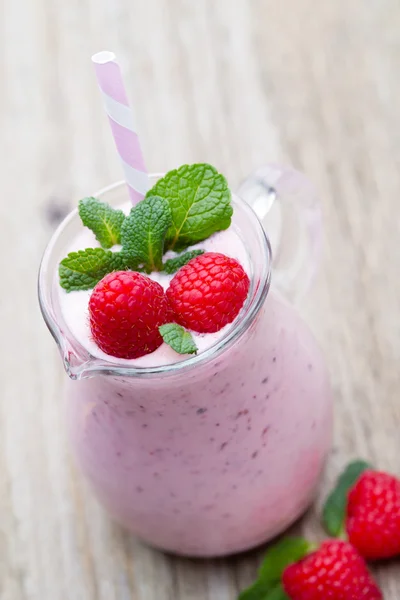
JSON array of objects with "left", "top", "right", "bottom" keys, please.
[{"left": 92, "top": 51, "right": 150, "bottom": 204}]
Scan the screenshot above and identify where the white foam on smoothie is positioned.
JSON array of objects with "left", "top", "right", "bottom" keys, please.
[{"left": 58, "top": 202, "right": 250, "bottom": 367}]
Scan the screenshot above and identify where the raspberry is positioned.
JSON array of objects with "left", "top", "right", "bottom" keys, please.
[
  {"left": 346, "top": 470, "right": 400, "bottom": 560},
  {"left": 282, "top": 540, "right": 382, "bottom": 600},
  {"left": 89, "top": 271, "right": 172, "bottom": 359},
  {"left": 166, "top": 252, "right": 250, "bottom": 334}
]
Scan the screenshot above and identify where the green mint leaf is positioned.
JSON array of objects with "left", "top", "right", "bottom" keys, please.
[
  {"left": 79, "top": 197, "right": 126, "bottom": 248},
  {"left": 322, "top": 459, "right": 371, "bottom": 537},
  {"left": 258, "top": 537, "right": 312, "bottom": 585},
  {"left": 148, "top": 163, "right": 232, "bottom": 250},
  {"left": 121, "top": 195, "right": 172, "bottom": 273},
  {"left": 163, "top": 249, "right": 205, "bottom": 274},
  {"left": 237, "top": 538, "right": 311, "bottom": 600},
  {"left": 159, "top": 323, "right": 198, "bottom": 355},
  {"left": 238, "top": 579, "right": 271, "bottom": 600},
  {"left": 263, "top": 585, "right": 289, "bottom": 600},
  {"left": 239, "top": 582, "right": 288, "bottom": 600},
  {"left": 59, "top": 248, "right": 133, "bottom": 292}
]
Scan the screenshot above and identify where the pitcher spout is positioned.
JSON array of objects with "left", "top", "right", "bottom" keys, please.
[{"left": 60, "top": 342, "right": 94, "bottom": 380}]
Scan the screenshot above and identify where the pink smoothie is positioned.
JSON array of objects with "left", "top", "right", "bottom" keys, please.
[
  {"left": 57, "top": 197, "right": 333, "bottom": 557},
  {"left": 65, "top": 289, "right": 332, "bottom": 556}
]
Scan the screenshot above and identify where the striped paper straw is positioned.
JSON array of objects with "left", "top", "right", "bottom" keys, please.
[{"left": 92, "top": 51, "right": 150, "bottom": 204}]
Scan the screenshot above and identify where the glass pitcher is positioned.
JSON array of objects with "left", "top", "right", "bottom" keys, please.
[{"left": 39, "top": 165, "right": 332, "bottom": 557}]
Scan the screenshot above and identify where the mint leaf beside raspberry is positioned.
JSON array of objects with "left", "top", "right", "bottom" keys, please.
[
  {"left": 241, "top": 584, "right": 288, "bottom": 600},
  {"left": 79, "top": 197, "right": 126, "bottom": 249},
  {"left": 322, "top": 459, "right": 371, "bottom": 537},
  {"left": 238, "top": 580, "right": 282, "bottom": 600},
  {"left": 238, "top": 538, "right": 312, "bottom": 600},
  {"left": 163, "top": 249, "right": 204, "bottom": 274},
  {"left": 59, "top": 248, "right": 134, "bottom": 292},
  {"left": 159, "top": 323, "right": 198, "bottom": 355},
  {"left": 259, "top": 586, "right": 288, "bottom": 600},
  {"left": 121, "top": 195, "right": 172, "bottom": 273},
  {"left": 148, "top": 164, "right": 232, "bottom": 251}
]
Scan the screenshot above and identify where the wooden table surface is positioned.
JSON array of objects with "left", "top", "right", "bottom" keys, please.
[{"left": 1, "top": 0, "right": 400, "bottom": 598}]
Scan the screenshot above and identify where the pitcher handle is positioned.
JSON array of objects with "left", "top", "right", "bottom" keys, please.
[{"left": 237, "top": 164, "right": 322, "bottom": 303}]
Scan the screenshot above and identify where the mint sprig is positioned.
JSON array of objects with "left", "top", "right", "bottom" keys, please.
[
  {"left": 322, "top": 459, "right": 371, "bottom": 537},
  {"left": 148, "top": 163, "right": 232, "bottom": 250},
  {"left": 159, "top": 323, "right": 198, "bottom": 355},
  {"left": 238, "top": 538, "right": 311, "bottom": 600},
  {"left": 121, "top": 195, "right": 172, "bottom": 273},
  {"left": 79, "top": 197, "right": 125, "bottom": 248},
  {"left": 59, "top": 248, "right": 135, "bottom": 292},
  {"left": 163, "top": 249, "right": 204, "bottom": 274},
  {"left": 59, "top": 164, "right": 233, "bottom": 292}
]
